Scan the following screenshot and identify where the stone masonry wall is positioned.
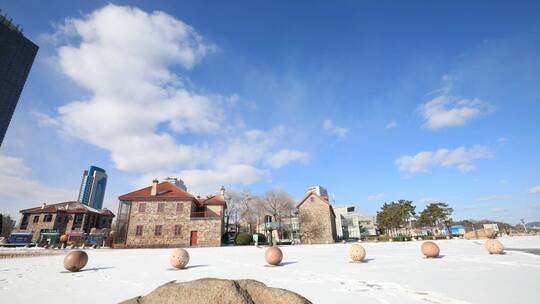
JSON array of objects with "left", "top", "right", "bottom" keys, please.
[
  {"left": 298, "top": 195, "right": 336, "bottom": 244},
  {"left": 124, "top": 200, "right": 223, "bottom": 248},
  {"left": 188, "top": 218, "right": 223, "bottom": 247},
  {"left": 17, "top": 213, "right": 63, "bottom": 242}
]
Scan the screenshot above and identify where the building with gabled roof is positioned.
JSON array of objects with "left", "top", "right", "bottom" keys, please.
[
  {"left": 115, "top": 180, "right": 226, "bottom": 248},
  {"left": 296, "top": 187, "right": 337, "bottom": 244},
  {"left": 16, "top": 201, "right": 114, "bottom": 242}
]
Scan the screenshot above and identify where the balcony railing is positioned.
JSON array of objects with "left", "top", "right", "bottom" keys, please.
[{"left": 191, "top": 211, "right": 222, "bottom": 219}]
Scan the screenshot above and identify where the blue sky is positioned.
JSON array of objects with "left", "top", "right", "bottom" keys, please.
[{"left": 1, "top": 1, "right": 539, "bottom": 224}]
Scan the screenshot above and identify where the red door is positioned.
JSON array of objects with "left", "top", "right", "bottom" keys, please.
[{"left": 190, "top": 231, "right": 198, "bottom": 246}]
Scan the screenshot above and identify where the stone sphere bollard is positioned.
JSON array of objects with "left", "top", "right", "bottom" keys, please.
[
  {"left": 265, "top": 246, "right": 283, "bottom": 266},
  {"left": 485, "top": 239, "right": 504, "bottom": 254},
  {"left": 349, "top": 244, "right": 366, "bottom": 262},
  {"left": 64, "top": 250, "right": 88, "bottom": 272},
  {"left": 421, "top": 241, "right": 440, "bottom": 258},
  {"left": 170, "top": 248, "right": 190, "bottom": 269}
]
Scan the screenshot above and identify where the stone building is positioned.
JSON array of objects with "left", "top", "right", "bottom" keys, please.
[
  {"left": 16, "top": 201, "right": 114, "bottom": 242},
  {"left": 296, "top": 188, "right": 337, "bottom": 244},
  {"left": 114, "top": 180, "right": 226, "bottom": 248}
]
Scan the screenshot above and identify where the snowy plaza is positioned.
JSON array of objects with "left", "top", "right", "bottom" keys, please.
[{"left": 1, "top": 236, "right": 539, "bottom": 303}]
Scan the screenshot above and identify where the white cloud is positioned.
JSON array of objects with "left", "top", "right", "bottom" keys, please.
[
  {"left": 323, "top": 119, "right": 348, "bottom": 138},
  {"left": 528, "top": 185, "right": 540, "bottom": 194},
  {"left": 396, "top": 145, "right": 493, "bottom": 173},
  {"left": 418, "top": 75, "right": 493, "bottom": 130},
  {"left": 265, "top": 149, "right": 309, "bottom": 169},
  {"left": 368, "top": 193, "right": 385, "bottom": 200},
  {"left": 135, "top": 164, "right": 268, "bottom": 196},
  {"left": 41, "top": 4, "right": 307, "bottom": 192},
  {"left": 385, "top": 120, "right": 397, "bottom": 129},
  {"left": 0, "top": 154, "right": 74, "bottom": 217}
]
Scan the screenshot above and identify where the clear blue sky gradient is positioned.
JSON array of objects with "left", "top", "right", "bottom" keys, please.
[{"left": 1, "top": 1, "right": 539, "bottom": 224}]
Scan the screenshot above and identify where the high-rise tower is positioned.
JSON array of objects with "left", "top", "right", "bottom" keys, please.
[
  {"left": 0, "top": 11, "right": 38, "bottom": 146},
  {"left": 78, "top": 166, "right": 108, "bottom": 209}
]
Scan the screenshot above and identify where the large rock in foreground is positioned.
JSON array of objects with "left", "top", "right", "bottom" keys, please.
[
  {"left": 121, "top": 278, "right": 312, "bottom": 304},
  {"left": 464, "top": 228, "right": 497, "bottom": 240}
]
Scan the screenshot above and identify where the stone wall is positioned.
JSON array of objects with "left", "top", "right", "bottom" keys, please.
[
  {"left": 17, "top": 213, "right": 63, "bottom": 242},
  {"left": 17, "top": 211, "right": 113, "bottom": 242},
  {"left": 124, "top": 200, "right": 223, "bottom": 248},
  {"left": 298, "top": 194, "right": 336, "bottom": 244},
  {"left": 188, "top": 218, "right": 223, "bottom": 247}
]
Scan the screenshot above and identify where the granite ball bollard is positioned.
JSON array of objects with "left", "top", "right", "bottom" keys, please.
[
  {"left": 421, "top": 241, "right": 440, "bottom": 258},
  {"left": 170, "top": 248, "right": 190, "bottom": 269},
  {"left": 485, "top": 239, "right": 504, "bottom": 255},
  {"left": 349, "top": 244, "right": 366, "bottom": 262},
  {"left": 265, "top": 246, "right": 283, "bottom": 266},
  {"left": 64, "top": 250, "right": 88, "bottom": 272}
]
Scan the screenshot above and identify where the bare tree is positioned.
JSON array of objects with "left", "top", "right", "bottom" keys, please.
[
  {"left": 261, "top": 189, "right": 295, "bottom": 239},
  {"left": 227, "top": 190, "right": 264, "bottom": 234},
  {"left": 0, "top": 214, "right": 15, "bottom": 238},
  {"left": 224, "top": 190, "right": 244, "bottom": 236}
]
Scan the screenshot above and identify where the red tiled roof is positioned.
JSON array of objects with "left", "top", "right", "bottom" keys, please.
[
  {"left": 197, "top": 195, "right": 227, "bottom": 207},
  {"left": 296, "top": 192, "right": 336, "bottom": 217},
  {"left": 118, "top": 182, "right": 195, "bottom": 201},
  {"left": 19, "top": 201, "right": 115, "bottom": 217}
]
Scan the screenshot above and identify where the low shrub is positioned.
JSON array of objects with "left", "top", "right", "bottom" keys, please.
[
  {"left": 392, "top": 235, "right": 407, "bottom": 242},
  {"left": 235, "top": 232, "right": 252, "bottom": 245},
  {"left": 435, "top": 235, "right": 452, "bottom": 240},
  {"left": 254, "top": 233, "right": 267, "bottom": 244},
  {"left": 378, "top": 235, "right": 390, "bottom": 242}
]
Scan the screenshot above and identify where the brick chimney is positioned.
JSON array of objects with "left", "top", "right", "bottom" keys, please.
[{"left": 151, "top": 179, "right": 159, "bottom": 196}]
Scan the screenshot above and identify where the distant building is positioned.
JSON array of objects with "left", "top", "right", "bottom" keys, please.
[
  {"left": 297, "top": 187, "right": 337, "bottom": 244},
  {"left": 334, "top": 205, "right": 378, "bottom": 239},
  {"left": 15, "top": 201, "right": 114, "bottom": 242},
  {"left": 0, "top": 12, "right": 38, "bottom": 146},
  {"left": 114, "top": 180, "right": 226, "bottom": 248},
  {"left": 305, "top": 185, "right": 328, "bottom": 198},
  {"left": 163, "top": 177, "right": 187, "bottom": 191},
  {"left": 78, "top": 166, "right": 108, "bottom": 209},
  {"left": 483, "top": 223, "right": 500, "bottom": 232}
]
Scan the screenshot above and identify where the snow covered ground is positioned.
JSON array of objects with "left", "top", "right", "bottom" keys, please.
[{"left": 1, "top": 236, "right": 539, "bottom": 303}]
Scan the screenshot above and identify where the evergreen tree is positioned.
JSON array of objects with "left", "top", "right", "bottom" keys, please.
[{"left": 418, "top": 202, "right": 453, "bottom": 231}]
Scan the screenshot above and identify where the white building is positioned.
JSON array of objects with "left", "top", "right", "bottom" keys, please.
[{"left": 334, "top": 205, "right": 377, "bottom": 239}]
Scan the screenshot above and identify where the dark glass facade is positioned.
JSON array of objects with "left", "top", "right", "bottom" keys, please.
[
  {"left": 78, "top": 166, "right": 108, "bottom": 209},
  {"left": 0, "top": 17, "right": 38, "bottom": 146}
]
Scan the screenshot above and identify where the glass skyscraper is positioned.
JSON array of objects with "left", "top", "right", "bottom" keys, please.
[
  {"left": 0, "top": 12, "right": 38, "bottom": 146},
  {"left": 78, "top": 166, "right": 108, "bottom": 210}
]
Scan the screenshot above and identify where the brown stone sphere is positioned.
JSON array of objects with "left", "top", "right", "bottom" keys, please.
[
  {"left": 349, "top": 244, "right": 366, "bottom": 262},
  {"left": 265, "top": 246, "right": 283, "bottom": 266},
  {"left": 170, "top": 248, "right": 190, "bottom": 269},
  {"left": 64, "top": 250, "right": 88, "bottom": 272},
  {"left": 485, "top": 239, "right": 504, "bottom": 254},
  {"left": 421, "top": 241, "right": 440, "bottom": 258}
]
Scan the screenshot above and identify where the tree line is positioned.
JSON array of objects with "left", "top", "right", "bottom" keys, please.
[
  {"left": 224, "top": 189, "right": 296, "bottom": 240},
  {"left": 376, "top": 200, "right": 453, "bottom": 236}
]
